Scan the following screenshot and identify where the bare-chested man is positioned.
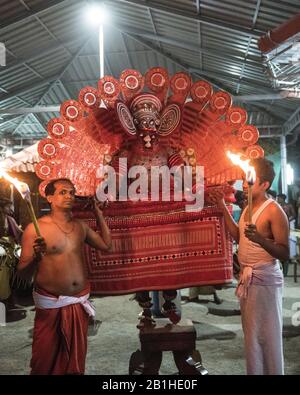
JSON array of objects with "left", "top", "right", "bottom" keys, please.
[
  {"left": 18, "top": 178, "right": 111, "bottom": 375},
  {"left": 209, "top": 158, "right": 289, "bottom": 375}
]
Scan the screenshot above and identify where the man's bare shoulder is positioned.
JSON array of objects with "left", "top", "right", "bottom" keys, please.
[
  {"left": 38, "top": 215, "right": 52, "bottom": 224},
  {"left": 267, "top": 200, "right": 287, "bottom": 219},
  {"left": 24, "top": 215, "right": 51, "bottom": 232},
  {"left": 23, "top": 222, "right": 35, "bottom": 233},
  {"left": 75, "top": 218, "right": 91, "bottom": 234},
  {"left": 73, "top": 218, "right": 86, "bottom": 226}
]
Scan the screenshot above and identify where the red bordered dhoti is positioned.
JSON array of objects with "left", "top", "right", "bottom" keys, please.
[{"left": 30, "top": 286, "right": 94, "bottom": 375}]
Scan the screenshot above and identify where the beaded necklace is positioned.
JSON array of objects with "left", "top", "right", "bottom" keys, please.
[{"left": 51, "top": 217, "right": 75, "bottom": 234}]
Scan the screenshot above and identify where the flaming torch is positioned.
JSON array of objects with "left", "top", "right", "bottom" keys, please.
[
  {"left": 0, "top": 168, "right": 41, "bottom": 236},
  {"left": 227, "top": 151, "right": 256, "bottom": 223}
]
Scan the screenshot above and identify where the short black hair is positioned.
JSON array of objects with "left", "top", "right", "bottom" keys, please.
[
  {"left": 250, "top": 158, "right": 275, "bottom": 191},
  {"left": 234, "top": 190, "right": 245, "bottom": 204},
  {"left": 45, "top": 178, "right": 75, "bottom": 196}
]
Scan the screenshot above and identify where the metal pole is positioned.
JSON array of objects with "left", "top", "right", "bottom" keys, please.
[
  {"left": 280, "top": 134, "right": 287, "bottom": 195},
  {"left": 99, "top": 24, "right": 104, "bottom": 78}
]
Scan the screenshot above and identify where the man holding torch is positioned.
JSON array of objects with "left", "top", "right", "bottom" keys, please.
[
  {"left": 208, "top": 158, "right": 289, "bottom": 375},
  {"left": 18, "top": 178, "right": 112, "bottom": 375}
]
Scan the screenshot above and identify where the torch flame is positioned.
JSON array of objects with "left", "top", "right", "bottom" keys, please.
[
  {"left": 227, "top": 151, "right": 256, "bottom": 185},
  {"left": 0, "top": 168, "right": 30, "bottom": 200},
  {"left": 0, "top": 166, "right": 41, "bottom": 236}
]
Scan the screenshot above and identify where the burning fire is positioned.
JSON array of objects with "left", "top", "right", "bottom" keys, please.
[
  {"left": 227, "top": 151, "right": 256, "bottom": 185},
  {"left": 0, "top": 167, "right": 41, "bottom": 236},
  {"left": 0, "top": 168, "right": 30, "bottom": 200}
]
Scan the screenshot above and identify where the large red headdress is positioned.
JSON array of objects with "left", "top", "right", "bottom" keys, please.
[{"left": 36, "top": 67, "right": 264, "bottom": 196}]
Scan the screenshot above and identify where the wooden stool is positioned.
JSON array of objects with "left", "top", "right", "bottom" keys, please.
[{"left": 129, "top": 318, "right": 208, "bottom": 375}]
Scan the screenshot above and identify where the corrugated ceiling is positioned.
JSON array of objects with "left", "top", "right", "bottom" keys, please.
[{"left": 0, "top": 0, "right": 299, "bottom": 147}]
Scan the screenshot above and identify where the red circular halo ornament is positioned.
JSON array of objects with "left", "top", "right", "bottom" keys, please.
[
  {"left": 145, "top": 67, "right": 169, "bottom": 92},
  {"left": 38, "top": 138, "right": 60, "bottom": 160},
  {"left": 47, "top": 118, "right": 70, "bottom": 140},
  {"left": 245, "top": 145, "right": 264, "bottom": 159},
  {"left": 226, "top": 107, "right": 248, "bottom": 128},
  {"left": 119, "top": 69, "right": 144, "bottom": 96},
  {"left": 39, "top": 180, "right": 51, "bottom": 198},
  {"left": 35, "top": 161, "right": 55, "bottom": 180},
  {"left": 98, "top": 76, "right": 120, "bottom": 101},
  {"left": 237, "top": 125, "right": 259, "bottom": 146},
  {"left": 78, "top": 86, "right": 100, "bottom": 110},
  {"left": 210, "top": 91, "right": 232, "bottom": 114},
  {"left": 170, "top": 72, "right": 191, "bottom": 94},
  {"left": 190, "top": 81, "right": 213, "bottom": 103},
  {"left": 60, "top": 100, "right": 83, "bottom": 122}
]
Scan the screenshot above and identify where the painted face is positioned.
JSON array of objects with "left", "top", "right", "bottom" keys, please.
[{"left": 134, "top": 113, "right": 161, "bottom": 149}]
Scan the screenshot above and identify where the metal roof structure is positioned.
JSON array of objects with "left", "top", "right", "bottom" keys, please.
[
  {"left": 0, "top": 0, "right": 299, "bottom": 153},
  {"left": 0, "top": 142, "right": 38, "bottom": 171}
]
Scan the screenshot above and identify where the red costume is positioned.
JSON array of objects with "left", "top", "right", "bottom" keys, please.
[
  {"left": 30, "top": 286, "right": 91, "bottom": 375},
  {"left": 35, "top": 67, "right": 265, "bottom": 299}
]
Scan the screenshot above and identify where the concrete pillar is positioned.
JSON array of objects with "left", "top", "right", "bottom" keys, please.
[{"left": 280, "top": 134, "right": 287, "bottom": 195}]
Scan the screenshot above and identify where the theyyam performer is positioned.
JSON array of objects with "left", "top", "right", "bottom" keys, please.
[{"left": 33, "top": 67, "right": 267, "bottom": 352}]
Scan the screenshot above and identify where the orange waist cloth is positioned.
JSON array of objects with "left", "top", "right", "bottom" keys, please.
[{"left": 31, "top": 285, "right": 90, "bottom": 375}]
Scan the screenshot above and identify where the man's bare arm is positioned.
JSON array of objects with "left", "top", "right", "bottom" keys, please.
[
  {"left": 18, "top": 224, "right": 46, "bottom": 281},
  {"left": 85, "top": 203, "right": 112, "bottom": 251},
  {"left": 208, "top": 190, "right": 240, "bottom": 242}
]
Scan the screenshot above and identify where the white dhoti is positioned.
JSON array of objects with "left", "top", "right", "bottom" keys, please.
[
  {"left": 237, "top": 199, "right": 285, "bottom": 375},
  {"left": 237, "top": 262, "right": 284, "bottom": 375}
]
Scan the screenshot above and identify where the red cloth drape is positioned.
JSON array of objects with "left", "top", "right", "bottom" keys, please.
[
  {"left": 76, "top": 203, "right": 233, "bottom": 295},
  {"left": 30, "top": 287, "right": 90, "bottom": 375}
]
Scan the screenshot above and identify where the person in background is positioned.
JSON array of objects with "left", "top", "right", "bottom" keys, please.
[
  {"left": 277, "top": 193, "right": 296, "bottom": 276},
  {"left": 297, "top": 192, "right": 300, "bottom": 229},
  {"left": 0, "top": 196, "right": 22, "bottom": 243},
  {"left": 277, "top": 193, "right": 296, "bottom": 226},
  {"left": 0, "top": 196, "right": 23, "bottom": 303}
]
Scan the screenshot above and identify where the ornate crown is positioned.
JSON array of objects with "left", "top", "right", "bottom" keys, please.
[{"left": 130, "top": 94, "right": 162, "bottom": 128}]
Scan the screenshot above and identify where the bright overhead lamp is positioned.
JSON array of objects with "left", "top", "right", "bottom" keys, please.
[
  {"left": 85, "top": 4, "right": 110, "bottom": 78},
  {"left": 85, "top": 4, "right": 109, "bottom": 27}
]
